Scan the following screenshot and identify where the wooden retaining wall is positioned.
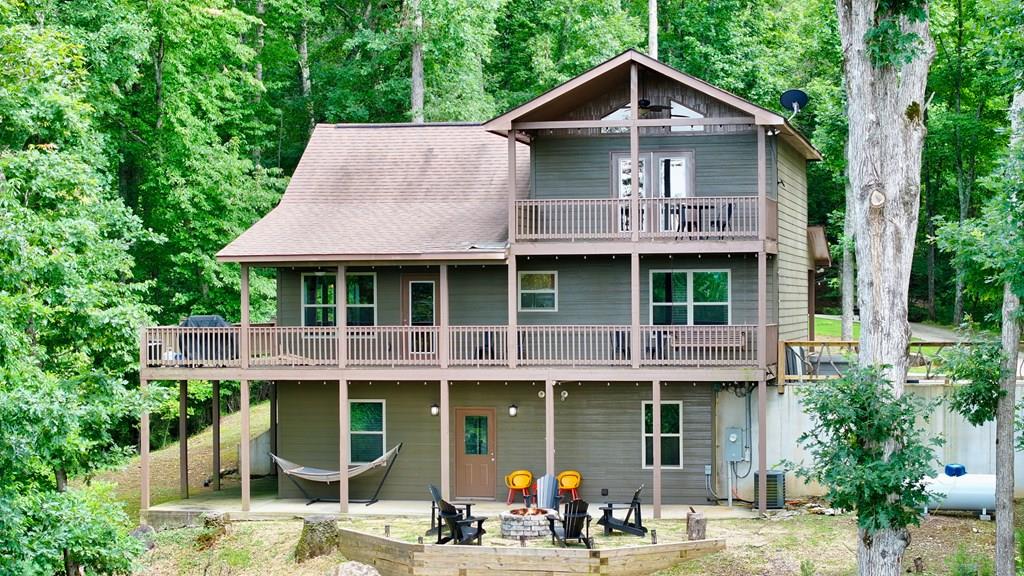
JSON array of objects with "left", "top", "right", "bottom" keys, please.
[{"left": 337, "top": 528, "right": 725, "bottom": 576}]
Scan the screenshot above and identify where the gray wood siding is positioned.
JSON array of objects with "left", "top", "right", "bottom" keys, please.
[
  {"left": 531, "top": 133, "right": 777, "bottom": 200},
  {"left": 518, "top": 257, "right": 630, "bottom": 325},
  {"left": 276, "top": 380, "right": 713, "bottom": 504},
  {"left": 555, "top": 382, "right": 714, "bottom": 504},
  {"left": 776, "top": 141, "right": 809, "bottom": 340},
  {"left": 449, "top": 265, "right": 507, "bottom": 325}
]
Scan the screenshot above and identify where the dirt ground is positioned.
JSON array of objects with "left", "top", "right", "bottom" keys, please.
[{"left": 137, "top": 509, "right": 997, "bottom": 576}]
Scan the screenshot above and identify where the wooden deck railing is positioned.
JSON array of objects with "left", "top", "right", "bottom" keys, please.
[
  {"left": 449, "top": 326, "right": 508, "bottom": 366},
  {"left": 143, "top": 326, "right": 242, "bottom": 368},
  {"left": 515, "top": 198, "right": 631, "bottom": 240},
  {"left": 517, "top": 325, "right": 632, "bottom": 366},
  {"left": 346, "top": 326, "right": 440, "bottom": 367},
  {"left": 639, "top": 196, "right": 759, "bottom": 240},
  {"left": 143, "top": 324, "right": 777, "bottom": 369},
  {"left": 514, "top": 196, "right": 765, "bottom": 241},
  {"left": 639, "top": 325, "right": 758, "bottom": 366}
]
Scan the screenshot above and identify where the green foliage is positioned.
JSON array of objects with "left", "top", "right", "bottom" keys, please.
[
  {"left": 866, "top": 0, "right": 929, "bottom": 68},
  {"left": 799, "top": 559, "right": 817, "bottom": 576},
  {"left": 941, "top": 339, "right": 1008, "bottom": 425},
  {"left": 787, "top": 364, "right": 943, "bottom": 533},
  {"left": 946, "top": 544, "right": 995, "bottom": 575},
  {"left": 0, "top": 484, "right": 143, "bottom": 575}
]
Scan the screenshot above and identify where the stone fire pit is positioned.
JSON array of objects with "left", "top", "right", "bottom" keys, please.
[{"left": 499, "top": 508, "right": 553, "bottom": 539}]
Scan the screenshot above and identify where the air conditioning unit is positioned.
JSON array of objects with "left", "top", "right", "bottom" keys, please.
[{"left": 754, "top": 470, "right": 786, "bottom": 509}]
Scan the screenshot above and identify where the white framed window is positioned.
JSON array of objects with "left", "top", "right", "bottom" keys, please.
[
  {"left": 649, "top": 270, "right": 730, "bottom": 325},
  {"left": 349, "top": 399, "right": 385, "bottom": 464},
  {"left": 669, "top": 101, "right": 705, "bottom": 133},
  {"left": 518, "top": 271, "right": 558, "bottom": 312},
  {"left": 300, "top": 272, "right": 377, "bottom": 327},
  {"left": 642, "top": 401, "right": 683, "bottom": 469}
]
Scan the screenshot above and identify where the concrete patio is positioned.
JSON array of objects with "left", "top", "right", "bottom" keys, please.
[{"left": 142, "top": 476, "right": 758, "bottom": 529}]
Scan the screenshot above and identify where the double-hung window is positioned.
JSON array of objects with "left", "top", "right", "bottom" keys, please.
[
  {"left": 518, "top": 271, "right": 557, "bottom": 312},
  {"left": 350, "top": 400, "right": 385, "bottom": 464},
  {"left": 643, "top": 401, "right": 683, "bottom": 469},
  {"left": 650, "top": 270, "right": 730, "bottom": 325},
  {"left": 301, "top": 272, "right": 377, "bottom": 326}
]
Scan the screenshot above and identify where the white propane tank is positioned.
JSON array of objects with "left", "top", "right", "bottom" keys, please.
[{"left": 924, "top": 470, "right": 996, "bottom": 516}]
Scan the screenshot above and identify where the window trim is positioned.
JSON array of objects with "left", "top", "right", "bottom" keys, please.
[
  {"left": 610, "top": 150, "right": 695, "bottom": 200},
  {"left": 349, "top": 399, "right": 386, "bottom": 465},
  {"left": 641, "top": 400, "right": 684, "bottom": 470},
  {"left": 517, "top": 270, "right": 559, "bottom": 313},
  {"left": 648, "top": 269, "right": 732, "bottom": 325},
  {"left": 300, "top": 272, "right": 378, "bottom": 327}
]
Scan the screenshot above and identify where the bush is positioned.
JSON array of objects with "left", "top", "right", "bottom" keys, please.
[{"left": 947, "top": 545, "right": 994, "bottom": 576}]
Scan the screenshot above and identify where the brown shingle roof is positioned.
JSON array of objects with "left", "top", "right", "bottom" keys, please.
[{"left": 217, "top": 123, "right": 529, "bottom": 262}]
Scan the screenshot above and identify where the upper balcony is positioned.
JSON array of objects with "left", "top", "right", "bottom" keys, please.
[
  {"left": 141, "top": 323, "right": 777, "bottom": 370},
  {"left": 515, "top": 196, "right": 777, "bottom": 242}
]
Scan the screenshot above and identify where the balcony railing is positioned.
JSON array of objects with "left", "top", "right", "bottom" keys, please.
[
  {"left": 516, "top": 198, "right": 631, "bottom": 240},
  {"left": 517, "top": 325, "right": 632, "bottom": 366},
  {"left": 514, "top": 196, "right": 765, "bottom": 241},
  {"left": 143, "top": 324, "right": 774, "bottom": 369}
]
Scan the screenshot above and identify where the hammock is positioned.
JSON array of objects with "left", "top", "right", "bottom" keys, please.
[{"left": 270, "top": 442, "right": 402, "bottom": 506}]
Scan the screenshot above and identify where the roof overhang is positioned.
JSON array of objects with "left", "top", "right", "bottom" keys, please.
[
  {"left": 216, "top": 250, "right": 509, "bottom": 265},
  {"left": 483, "top": 49, "right": 821, "bottom": 162},
  {"left": 808, "top": 226, "right": 831, "bottom": 269}
]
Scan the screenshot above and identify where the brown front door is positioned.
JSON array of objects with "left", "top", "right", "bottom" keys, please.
[{"left": 454, "top": 407, "right": 496, "bottom": 499}]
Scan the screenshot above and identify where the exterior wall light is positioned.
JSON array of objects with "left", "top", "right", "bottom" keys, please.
[
  {"left": 508, "top": 404, "right": 519, "bottom": 417},
  {"left": 430, "top": 403, "right": 440, "bottom": 416}
]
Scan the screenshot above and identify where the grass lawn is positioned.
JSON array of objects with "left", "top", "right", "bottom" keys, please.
[
  {"left": 813, "top": 316, "right": 860, "bottom": 340},
  {"left": 93, "top": 402, "right": 271, "bottom": 521},
  {"left": 137, "top": 510, "right": 998, "bottom": 576}
]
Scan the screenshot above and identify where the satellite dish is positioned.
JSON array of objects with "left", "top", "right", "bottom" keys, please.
[{"left": 780, "top": 89, "right": 809, "bottom": 119}]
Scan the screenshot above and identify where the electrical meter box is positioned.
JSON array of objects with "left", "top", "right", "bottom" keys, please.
[{"left": 725, "top": 427, "right": 744, "bottom": 462}]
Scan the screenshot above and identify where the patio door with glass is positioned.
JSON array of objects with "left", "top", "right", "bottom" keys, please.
[
  {"left": 400, "top": 274, "right": 437, "bottom": 356},
  {"left": 615, "top": 153, "right": 647, "bottom": 232},
  {"left": 454, "top": 407, "right": 496, "bottom": 499}
]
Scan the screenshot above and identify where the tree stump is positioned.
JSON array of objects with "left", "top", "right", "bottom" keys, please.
[
  {"left": 196, "top": 512, "right": 230, "bottom": 549},
  {"left": 294, "top": 515, "right": 340, "bottom": 562},
  {"left": 686, "top": 511, "right": 707, "bottom": 541}
]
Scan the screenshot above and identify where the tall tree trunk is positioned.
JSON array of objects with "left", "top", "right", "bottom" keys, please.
[
  {"left": 842, "top": 177, "right": 855, "bottom": 340},
  {"left": 995, "top": 89, "right": 1023, "bottom": 576},
  {"left": 298, "top": 19, "right": 313, "bottom": 134},
  {"left": 410, "top": 0, "right": 424, "bottom": 122},
  {"left": 836, "top": 0, "right": 934, "bottom": 573},
  {"left": 952, "top": 0, "right": 967, "bottom": 325},
  {"left": 925, "top": 145, "right": 936, "bottom": 321},
  {"left": 154, "top": 34, "right": 165, "bottom": 131},
  {"left": 648, "top": 0, "right": 658, "bottom": 60},
  {"left": 56, "top": 469, "right": 75, "bottom": 576},
  {"left": 253, "top": 0, "right": 264, "bottom": 164}
]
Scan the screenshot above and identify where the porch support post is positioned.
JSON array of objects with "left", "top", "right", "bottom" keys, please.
[
  {"left": 440, "top": 379, "right": 451, "bottom": 500},
  {"left": 507, "top": 256, "right": 517, "bottom": 367},
  {"left": 439, "top": 264, "right": 449, "bottom": 368},
  {"left": 629, "top": 63, "right": 640, "bottom": 242},
  {"left": 338, "top": 378, "right": 350, "bottom": 513},
  {"left": 545, "top": 379, "right": 555, "bottom": 476},
  {"left": 268, "top": 381, "right": 276, "bottom": 474},
  {"left": 240, "top": 264, "right": 250, "bottom": 369},
  {"left": 178, "top": 380, "right": 188, "bottom": 499},
  {"left": 652, "top": 380, "right": 662, "bottom": 519},
  {"left": 508, "top": 130, "right": 517, "bottom": 242},
  {"left": 240, "top": 379, "right": 251, "bottom": 512},
  {"left": 212, "top": 380, "right": 221, "bottom": 490},
  {"left": 140, "top": 379, "right": 150, "bottom": 512},
  {"left": 337, "top": 264, "right": 346, "bottom": 367},
  {"left": 757, "top": 376, "right": 767, "bottom": 514},
  {"left": 630, "top": 252, "right": 641, "bottom": 368},
  {"left": 756, "top": 126, "right": 769, "bottom": 515}
]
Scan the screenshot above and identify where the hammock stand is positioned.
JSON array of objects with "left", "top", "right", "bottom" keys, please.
[{"left": 270, "top": 442, "right": 403, "bottom": 506}]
